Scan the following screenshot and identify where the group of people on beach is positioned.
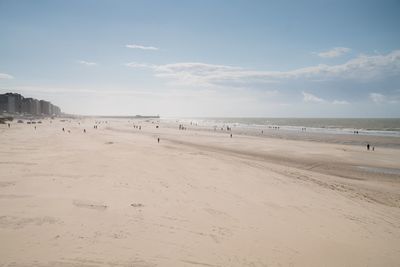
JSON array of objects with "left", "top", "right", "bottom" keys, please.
[
  {"left": 217, "top": 126, "right": 232, "bottom": 131},
  {"left": 366, "top": 143, "right": 375, "bottom": 151},
  {"left": 4, "top": 119, "right": 384, "bottom": 154},
  {"left": 61, "top": 128, "right": 71, "bottom": 133}
]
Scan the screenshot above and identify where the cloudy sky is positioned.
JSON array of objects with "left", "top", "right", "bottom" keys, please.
[{"left": 0, "top": 0, "right": 399, "bottom": 117}]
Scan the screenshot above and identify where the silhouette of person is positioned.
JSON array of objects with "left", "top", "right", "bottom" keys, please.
[
  {"left": 367, "top": 144, "right": 370, "bottom": 150},
  {"left": 157, "top": 137, "right": 160, "bottom": 143}
]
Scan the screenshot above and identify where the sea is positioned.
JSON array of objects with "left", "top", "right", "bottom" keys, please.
[{"left": 165, "top": 118, "right": 400, "bottom": 137}]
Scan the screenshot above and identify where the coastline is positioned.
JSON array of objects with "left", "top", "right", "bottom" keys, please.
[
  {"left": 1, "top": 117, "right": 399, "bottom": 266},
  {"left": 160, "top": 118, "right": 400, "bottom": 148}
]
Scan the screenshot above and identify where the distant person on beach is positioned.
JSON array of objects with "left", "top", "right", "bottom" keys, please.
[
  {"left": 8, "top": 123, "right": 10, "bottom": 128},
  {"left": 62, "top": 128, "right": 64, "bottom": 132},
  {"left": 367, "top": 144, "right": 370, "bottom": 150},
  {"left": 84, "top": 129, "right": 86, "bottom": 133},
  {"left": 230, "top": 134, "right": 232, "bottom": 138},
  {"left": 157, "top": 137, "right": 160, "bottom": 143}
]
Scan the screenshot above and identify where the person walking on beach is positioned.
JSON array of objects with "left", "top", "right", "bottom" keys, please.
[
  {"left": 157, "top": 137, "right": 160, "bottom": 143},
  {"left": 367, "top": 143, "right": 370, "bottom": 151}
]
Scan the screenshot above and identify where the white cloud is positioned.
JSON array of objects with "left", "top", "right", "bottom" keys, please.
[
  {"left": 332, "top": 100, "right": 349, "bottom": 105},
  {"left": 369, "top": 93, "right": 385, "bottom": 104},
  {"left": 125, "top": 50, "right": 400, "bottom": 86},
  {"left": 126, "top": 44, "right": 158, "bottom": 50},
  {"left": 369, "top": 92, "right": 400, "bottom": 104},
  {"left": 0, "top": 73, "right": 14, "bottom": 79},
  {"left": 317, "top": 47, "right": 351, "bottom": 58},
  {"left": 78, "top": 60, "right": 97, "bottom": 66},
  {"left": 302, "top": 92, "right": 325, "bottom": 103}
]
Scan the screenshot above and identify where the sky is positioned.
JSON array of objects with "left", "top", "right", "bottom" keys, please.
[{"left": 0, "top": 0, "right": 400, "bottom": 117}]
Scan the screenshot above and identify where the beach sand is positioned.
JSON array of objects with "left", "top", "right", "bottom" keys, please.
[{"left": 1, "top": 118, "right": 400, "bottom": 266}]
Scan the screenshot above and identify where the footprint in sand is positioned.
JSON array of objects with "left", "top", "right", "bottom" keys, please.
[
  {"left": 130, "top": 203, "right": 144, "bottom": 208},
  {"left": 0, "top": 216, "right": 58, "bottom": 229},
  {"left": 73, "top": 200, "right": 108, "bottom": 210},
  {"left": 0, "top": 181, "right": 16, "bottom": 187}
]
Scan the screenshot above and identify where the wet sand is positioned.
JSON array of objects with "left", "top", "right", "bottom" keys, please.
[{"left": 1, "top": 118, "right": 400, "bottom": 266}]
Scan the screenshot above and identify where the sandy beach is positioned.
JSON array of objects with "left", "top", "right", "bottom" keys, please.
[{"left": 1, "top": 118, "right": 400, "bottom": 267}]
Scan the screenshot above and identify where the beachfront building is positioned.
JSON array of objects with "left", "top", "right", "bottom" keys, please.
[
  {"left": 51, "top": 105, "right": 61, "bottom": 116},
  {"left": 40, "top": 100, "right": 51, "bottom": 115},
  {"left": 22, "top": 98, "right": 42, "bottom": 116},
  {"left": 33, "top": 99, "right": 41, "bottom": 115},
  {"left": 0, "top": 92, "right": 61, "bottom": 116},
  {"left": 0, "top": 94, "right": 9, "bottom": 113},
  {"left": 22, "top": 98, "right": 34, "bottom": 115},
  {"left": 0, "top": 93, "right": 23, "bottom": 114}
]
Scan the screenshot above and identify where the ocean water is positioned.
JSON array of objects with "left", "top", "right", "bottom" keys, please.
[{"left": 167, "top": 118, "right": 400, "bottom": 137}]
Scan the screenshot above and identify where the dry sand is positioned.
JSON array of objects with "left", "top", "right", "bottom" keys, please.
[{"left": 1, "top": 118, "right": 400, "bottom": 266}]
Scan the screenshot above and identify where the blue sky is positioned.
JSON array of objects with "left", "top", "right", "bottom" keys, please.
[{"left": 0, "top": 0, "right": 399, "bottom": 117}]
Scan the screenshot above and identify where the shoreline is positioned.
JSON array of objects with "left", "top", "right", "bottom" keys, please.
[
  {"left": 162, "top": 117, "right": 400, "bottom": 136},
  {"left": 159, "top": 118, "right": 400, "bottom": 149}
]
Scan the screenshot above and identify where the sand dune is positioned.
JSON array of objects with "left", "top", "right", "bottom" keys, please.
[{"left": 1, "top": 118, "right": 400, "bottom": 266}]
